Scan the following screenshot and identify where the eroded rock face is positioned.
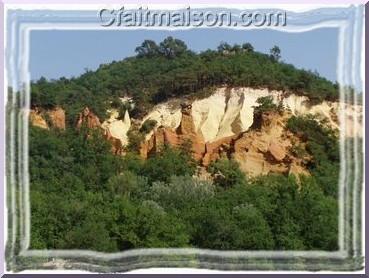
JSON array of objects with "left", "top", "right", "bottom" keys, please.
[
  {"left": 140, "top": 101, "right": 308, "bottom": 177},
  {"left": 47, "top": 107, "right": 66, "bottom": 130},
  {"left": 101, "top": 109, "right": 131, "bottom": 147},
  {"left": 142, "top": 87, "right": 363, "bottom": 142},
  {"left": 232, "top": 111, "right": 299, "bottom": 177},
  {"left": 268, "top": 140, "right": 286, "bottom": 162},
  {"left": 30, "top": 109, "right": 49, "bottom": 129},
  {"left": 29, "top": 107, "right": 66, "bottom": 130},
  {"left": 140, "top": 103, "right": 206, "bottom": 161},
  {"left": 30, "top": 86, "right": 363, "bottom": 178},
  {"left": 76, "top": 107, "right": 101, "bottom": 129}
]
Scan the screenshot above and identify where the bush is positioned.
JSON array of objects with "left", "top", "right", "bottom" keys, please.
[
  {"left": 139, "top": 119, "right": 157, "bottom": 134},
  {"left": 106, "top": 171, "right": 149, "bottom": 198},
  {"left": 111, "top": 198, "right": 190, "bottom": 248},
  {"left": 149, "top": 175, "right": 215, "bottom": 210},
  {"left": 127, "top": 128, "right": 145, "bottom": 153},
  {"left": 141, "top": 146, "right": 196, "bottom": 183},
  {"left": 208, "top": 158, "right": 246, "bottom": 188}
]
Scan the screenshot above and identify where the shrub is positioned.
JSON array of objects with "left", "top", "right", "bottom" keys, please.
[
  {"left": 208, "top": 158, "right": 246, "bottom": 188},
  {"left": 149, "top": 175, "right": 215, "bottom": 210},
  {"left": 139, "top": 119, "right": 157, "bottom": 134},
  {"left": 141, "top": 146, "right": 196, "bottom": 183}
]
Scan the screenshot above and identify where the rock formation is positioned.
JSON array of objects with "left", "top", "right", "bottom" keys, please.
[
  {"left": 231, "top": 111, "right": 308, "bottom": 177},
  {"left": 30, "top": 109, "right": 49, "bottom": 129},
  {"left": 137, "top": 87, "right": 363, "bottom": 177},
  {"left": 140, "top": 103, "right": 206, "bottom": 161},
  {"left": 47, "top": 107, "right": 66, "bottom": 130},
  {"left": 76, "top": 107, "right": 101, "bottom": 129},
  {"left": 29, "top": 86, "right": 363, "bottom": 177},
  {"left": 29, "top": 107, "right": 66, "bottom": 130},
  {"left": 140, "top": 101, "right": 311, "bottom": 177},
  {"left": 142, "top": 87, "right": 363, "bottom": 141},
  {"left": 101, "top": 109, "right": 131, "bottom": 155}
]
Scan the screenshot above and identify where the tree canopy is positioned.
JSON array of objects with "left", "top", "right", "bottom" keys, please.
[{"left": 30, "top": 37, "right": 339, "bottom": 122}]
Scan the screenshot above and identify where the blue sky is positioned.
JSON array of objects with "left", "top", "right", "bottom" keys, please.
[{"left": 30, "top": 28, "right": 338, "bottom": 83}]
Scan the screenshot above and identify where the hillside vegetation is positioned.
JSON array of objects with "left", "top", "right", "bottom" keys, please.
[
  {"left": 30, "top": 118, "right": 339, "bottom": 251},
  {"left": 31, "top": 37, "right": 339, "bottom": 124},
  {"left": 29, "top": 37, "right": 341, "bottom": 252}
]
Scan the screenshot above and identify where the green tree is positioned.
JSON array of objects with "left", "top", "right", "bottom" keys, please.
[
  {"left": 242, "top": 42, "right": 254, "bottom": 52},
  {"left": 270, "top": 45, "right": 281, "bottom": 62},
  {"left": 159, "top": 36, "right": 188, "bottom": 58},
  {"left": 141, "top": 146, "right": 196, "bottom": 183},
  {"left": 208, "top": 158, "right": 246, "bottom": 188},
  {"left": 135, "top": 40, "right": 159, "bottom": 57}
]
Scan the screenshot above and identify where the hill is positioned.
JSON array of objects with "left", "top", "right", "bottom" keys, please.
[
  {"left": 27, "top": 37, "right": 358, "bottom": 253},
  {"left": 30, "top": 36, "right": 339, "bottom": 125}
]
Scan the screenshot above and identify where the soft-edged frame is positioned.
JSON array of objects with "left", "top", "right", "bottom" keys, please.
[{"left": 3, "top": 4, "right": 365, "bottom": 273}]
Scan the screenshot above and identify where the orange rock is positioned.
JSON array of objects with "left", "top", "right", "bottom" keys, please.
[
  {"left": 30, "top": 110, "right": 48, "bottom": 129},
  {"left": 139, "top": 104, "right": 206, "bottom": 162},
  {"left": 139, "top": 103, "right": 310, "bottom": 179},
  {"left": 104, "top": 129, "right": 123, "bottom": 155},
  {"left": 268, "top": 140, "right": 286, "bottom": 161},
  {"left": 76, "top": 107, "right": 101, "bottom": 129},
  {"left": 164, "top": 129, "right": 179, "bottom": 146},
  {"left": 178, "top": 103, "right": 196, "bottom": 135},
  {"left": 47, "top": 107, "right": 66, "bottom": 130},
  {"left": 202, "top": 135, "right": 235, "bottom": 166}
]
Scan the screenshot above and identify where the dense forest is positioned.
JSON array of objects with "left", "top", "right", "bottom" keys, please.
[
  {"left": 30, "top": 114, "right": 339, "bottom": 251},
  {"left": 29, "top": 37, "right": 340, "bottom": 252},
  {"left": 31, "top": 36, "right": 339, "bottom": 124}
]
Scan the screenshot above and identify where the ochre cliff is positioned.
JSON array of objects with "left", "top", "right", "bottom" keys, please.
[
  {"left": 76, "top": 107, "right": 101, "bottom": 129},
  {"left": 141, "top": 87, "right": 363, "bottom": 141},
  {"left": 140, "top": 102, "right": 310, "bottom": 177},
  {"left": 140, "top": 103, "right": 206, "bottom": 161},
  {"left": 29, "top": 87, "right": 362, "bottom": 178},
  {"left": 30, "top": 107, "right": 66, "bottom": 130},
  {"left": 30, "top": 109, "right": 49, "bottom": 129},
  {"left": 47, "top": 107, "right": 66, "bottom": 130}
]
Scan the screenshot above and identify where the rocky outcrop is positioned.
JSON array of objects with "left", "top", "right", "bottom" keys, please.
[
  {"left": 141, "top": 98, "right": 314, "bottom": 177},
  {"left": 47, "top": 107, "right": 66, "bottom": 130},
  {"left": 142, "top": 87, "right": 363, "bottom": 141},
  {"left": 104, "top": 128, "right": 124, "bottom": 155},
  {"left": 140, "top": 100, "right": 308, "bottom": 177},
  {"left": 29, "top": 87, "right": 363, "bottom": 177},
  {"left": 101, "top": 109, "right": 131, "bottom": 147},
  {"left": 30, "top": 109, "right": 49, "bottom": 129},
  {"left": 231, "top": 111, "right": 303, "bottom": 177},
  {"left": 140, "top": 103, "right": 206, "bottom": 161},
  {"left": 76, "top": 107, "right": 101, "bottom": 129},
  {"left": 29, "top": 107, "right": 66, "bottom": 130}
]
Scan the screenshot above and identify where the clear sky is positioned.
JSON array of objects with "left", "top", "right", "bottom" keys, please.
[{"left": 30, "top": 28, "right": 338, "bottom": 83}]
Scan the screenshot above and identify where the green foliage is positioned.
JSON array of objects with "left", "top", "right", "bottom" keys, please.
[
  {"left": 139, "top": 119, "right": 157, "bottom": 134},
  {"left": 242, "top": 42, "right": 254, "bottom": 52},
  {"left": 29, "top": 38, "right": 341, "bottom": 253},
  {"left": 149, "top": 175, "right": 215, "bottom": 211},
  {"left": 30, "top": 38, "right": 339, "bottom": 120},
  {"left": 126, "top": 128, "right": 145, "bottom": 153},
  {"left": 30, "top": 123, "right": 339, "bottom": 251},
  {"left": 287, "top": 115, "right": 339, "bottom": 197},
  {"left": 106, "top": 171, "right": 149, "bottom": 198},
  {"left": 110, "top": 198, "right": 190, "bottom": 249},
  {"left": 135, "top": 40, "right": 159, "bottom": 58},
  {"left": 270, "top": 45, "right": 281, "bottom": 62},
  {"left": 141, "top": 146, "right": 196, "bottom": 184},
  {"left": 290, "top": 144, "right": 308, "bottom": 159},
  {"left": 255, "top": 96, "right": 283, "bottom": 113},
  {"left": 208, "top": 158, "right": 246, "bottom": 188}
]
